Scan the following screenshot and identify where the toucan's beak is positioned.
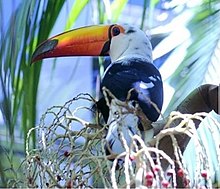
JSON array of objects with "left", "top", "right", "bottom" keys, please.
[{"left": 31, "top": 25, "right": 114, "bottom": 63}]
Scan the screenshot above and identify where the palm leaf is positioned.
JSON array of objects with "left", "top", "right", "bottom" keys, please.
[
  {"left": 109, "top": 0, "right": 128, "bottom": 23},
  {"left": 65, "top": 0, "right": 90, "bottom": 30},
  {"left": 164, "top": 1, "right": 220, "bottom": 115},
  {"left": 1, "top": 1, "right": 109, "bottom": 184},
  {"left": 0, "top": 0, "right": 66, "bottom": 149}
]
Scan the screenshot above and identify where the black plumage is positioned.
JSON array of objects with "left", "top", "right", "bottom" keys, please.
[{"left": 97, "top": 58, "right": 163, "bottom": 124}]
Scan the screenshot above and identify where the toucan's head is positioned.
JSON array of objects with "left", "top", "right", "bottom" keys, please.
[{"left": 32, "top": 24, "right": 152, "bottom": 63}]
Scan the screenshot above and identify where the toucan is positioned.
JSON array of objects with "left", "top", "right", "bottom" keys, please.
[{"left": 32, "top": 24, "right": 163, "bottom": 156}]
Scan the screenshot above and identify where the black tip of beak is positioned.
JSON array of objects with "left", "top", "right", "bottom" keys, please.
[{"left": 31, "top": 39, "right": 58, "bottom": 64}]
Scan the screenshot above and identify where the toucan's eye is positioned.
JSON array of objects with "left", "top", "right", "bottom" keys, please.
[{"left": 112, "top": 27, "right": 120, "bottom": 36}]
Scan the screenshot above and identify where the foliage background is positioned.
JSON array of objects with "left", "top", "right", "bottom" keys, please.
[{"left": 0, "top": 0, "right": 219, "bottom": 186}]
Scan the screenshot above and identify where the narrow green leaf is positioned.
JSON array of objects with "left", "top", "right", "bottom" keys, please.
[
  {"left": 140, "top": 0, "right": 148, "bottom": 29},
  {"left": 148, "top": 0, "right": 159, "bottom": 27},
  {"left": 65, "top": 0, "right": 90, "bottom": 31},
  {"left": 109, "top": 0, "right": 128, "bottom": 23}
]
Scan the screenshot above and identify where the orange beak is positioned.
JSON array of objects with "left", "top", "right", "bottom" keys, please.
[{"left": 31, "top": 25, "right": 117, "bottom": 63}]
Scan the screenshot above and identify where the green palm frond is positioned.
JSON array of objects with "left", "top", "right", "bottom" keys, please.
[
  {"left": 109, "top": 0, "right": 128, "bottom": 23},
  {"left": 65, "top": 0, "right": 90, "bottom": 30},
  {"left": 164, "top": 1, "right": 220, "bottom": 115},
  {"left": 0, "top": 0, "right": 92, "bottom": 184},
  {"left": 0, "top": 0, "right": 65, "bottom": 149}
]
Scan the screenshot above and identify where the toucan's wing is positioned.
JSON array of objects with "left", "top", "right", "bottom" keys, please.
[{"left": 101, "top": 58, "right": 163, "bottom": 122}]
